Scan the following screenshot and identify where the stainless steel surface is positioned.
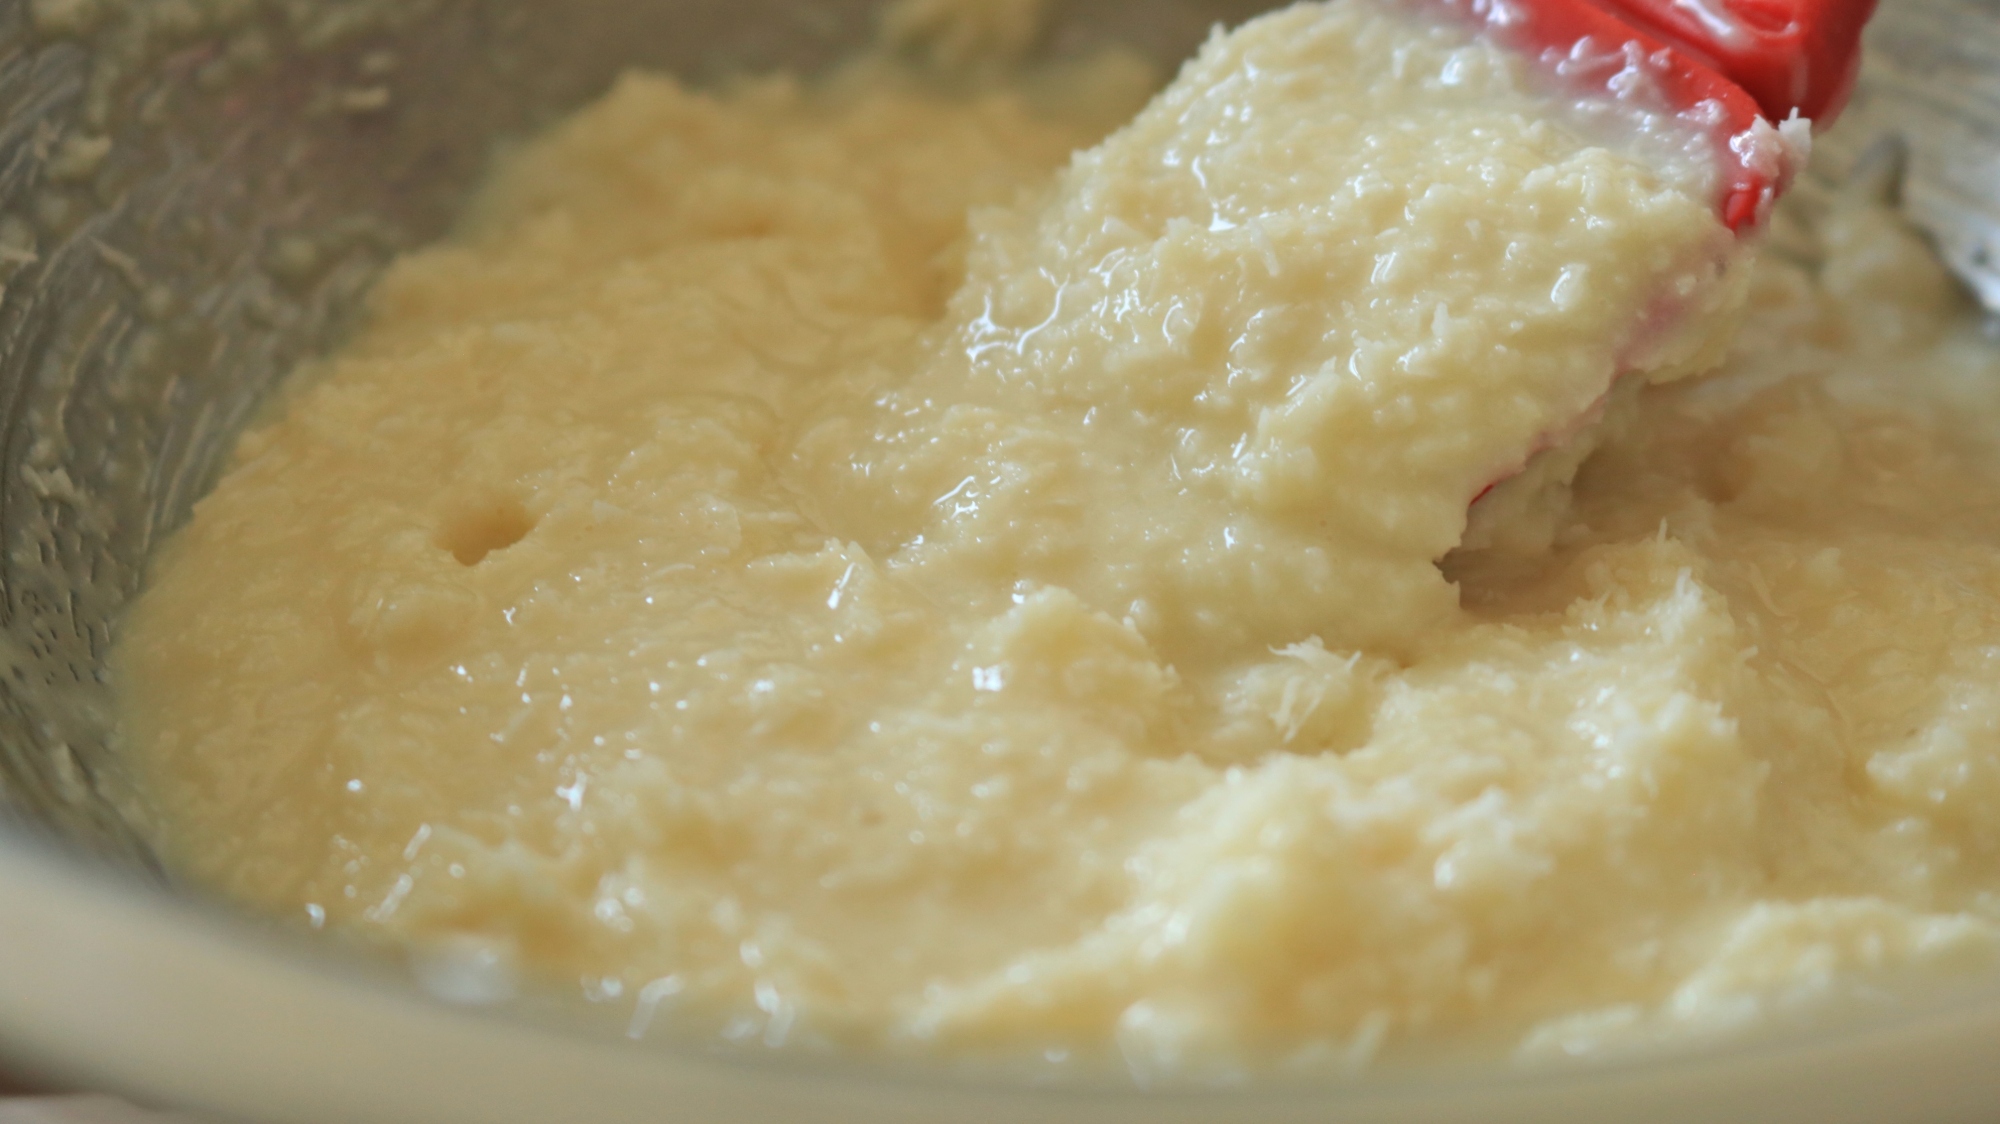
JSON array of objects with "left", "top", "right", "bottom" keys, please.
[
  {"left": 1806, "top": 0, "right": 2000, "bottom": 312},
  {"left": 0, "top": 1, "right": 1999, "bottom": 1122}
]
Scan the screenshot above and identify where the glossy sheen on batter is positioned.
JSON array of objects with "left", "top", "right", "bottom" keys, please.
[{"left": 117, "top": 0, "right": 2000, "bottom": 1078}]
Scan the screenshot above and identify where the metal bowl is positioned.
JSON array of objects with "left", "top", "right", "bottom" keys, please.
[{"left": 2, "top": 2, "right": 2000, "bottom": 1120}]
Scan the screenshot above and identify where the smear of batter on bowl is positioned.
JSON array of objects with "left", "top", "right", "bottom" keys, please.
[{"left": 116, "top": 0, "right": 2000, "bottom": 1082}]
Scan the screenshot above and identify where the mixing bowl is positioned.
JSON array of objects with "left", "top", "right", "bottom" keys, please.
[{"left": 2, "top": 1, "right": 2000, "bottom": 1120}]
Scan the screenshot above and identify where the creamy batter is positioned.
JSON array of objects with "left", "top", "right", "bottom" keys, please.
[{"left": 115, "top": 0, "right": 2000, "bottom": 1080}]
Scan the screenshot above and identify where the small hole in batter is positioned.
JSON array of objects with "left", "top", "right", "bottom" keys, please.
[{"left": 440, "top": 498, "right": 537, "bottom": 566}]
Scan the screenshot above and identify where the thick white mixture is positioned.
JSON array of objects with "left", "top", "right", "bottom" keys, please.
[{"left": 116, "top": 0, "right": 2000, "bottom": 1080}]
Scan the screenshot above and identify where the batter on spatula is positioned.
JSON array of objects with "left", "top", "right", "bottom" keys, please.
[{"left": 121, "top": 0, "right": 2000, "bottom": 1080}]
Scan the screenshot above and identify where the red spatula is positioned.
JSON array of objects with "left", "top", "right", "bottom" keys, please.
[
  {"left": 1455, "top": 0, "right": 1880, "bottom": 231},
  {"left": 1593, "top": 0, "right": 1878, "bottom": 121},
  {"left": 1452, "top": 0, "right": 1879, "bottom": 519}
]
